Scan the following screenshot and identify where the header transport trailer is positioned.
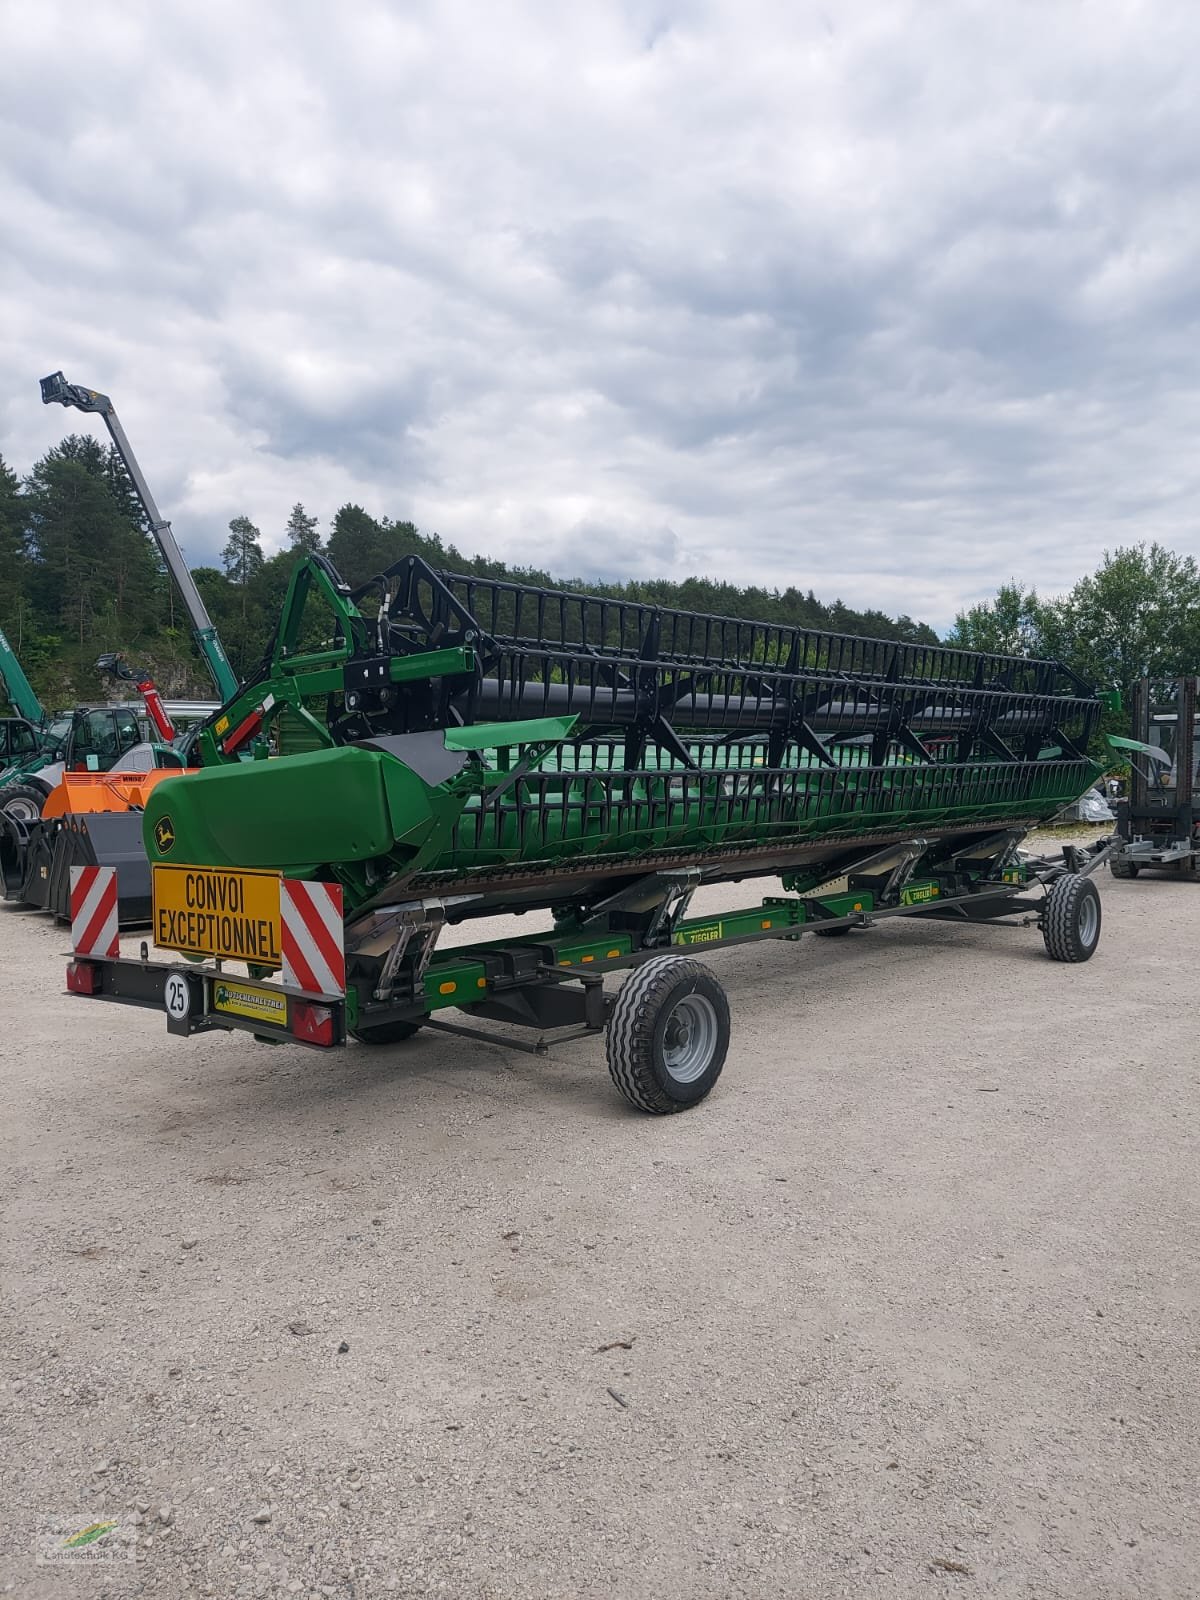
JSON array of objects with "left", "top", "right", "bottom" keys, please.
[{"left": 65, "top": 553, "right": 1111, "bottom": 1114}]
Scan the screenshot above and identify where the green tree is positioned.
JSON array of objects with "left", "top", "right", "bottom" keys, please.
[
  {"left": 944, "top": 582, "right": 1049, "bottom": 657},
  {"left": 24, "top": 436, "right": 164, "bottom": 693},
  {"left": 326, "top": 506, "right": 432, "bottom": 587},
  {"left": 327, "top": 505, "right": 388, "bottom": 585},
  {"left": 891, "top": 614, "right": 941, "bottom": 646},
  {"left": 218, "top": 517, "right": 267, "bottom": 677},
  {"left": 1052, "top": 543, "right": 1200, "bottom": 692},
  {"left": 941, "top": 546, "right": 1200, "bottom": 766},
  {"left": 249, "top": 549, "right": 298, "bottom": 634},
  {"left": 285, "top": 502, "right": 322, "bottom": 554},
  {"left": 0, "top": 453, "right": 26, "bottom": 637},
  {"left": 221, "top": 516, "right": 264, "bottom": 586},
  {"left": 191, "top": 566, "right": 235, "bottom": 633}
]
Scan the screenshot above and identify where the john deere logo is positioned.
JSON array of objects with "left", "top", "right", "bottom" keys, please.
[{"left": 154, "top": 816, "right": 176, "bottom": 854}]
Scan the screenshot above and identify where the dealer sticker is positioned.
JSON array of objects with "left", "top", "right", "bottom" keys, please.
[{"left": 212, "top": 979, "right": 288, "bottom": 1026}]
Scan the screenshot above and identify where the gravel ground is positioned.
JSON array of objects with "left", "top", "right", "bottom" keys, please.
[{"left": 2, "top": 852, "right": 1198, "bottom": 1599}]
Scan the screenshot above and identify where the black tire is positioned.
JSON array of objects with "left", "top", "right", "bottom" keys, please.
[
  {"left": 1109, "top": 855, "right": 1139, "bottom": 880},
  {"left": 351, "top": 1018, "right": 424, "bottom": 1045},
  {"left": 813, "top": 923, "right": 853, "bottom": 937},
  {"left": 606, "top": 954, "right": 730, "bottom": 1114},
  {"left": 1042, "top": 873, "right": 1102, "bottom": 963},
  {"left": 0, "top": 784, "right": 47, "bottom": 824}
]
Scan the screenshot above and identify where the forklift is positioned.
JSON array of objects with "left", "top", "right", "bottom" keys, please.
[{"left": 1109, "top": 677, "right": 1200, "bottom": 878}]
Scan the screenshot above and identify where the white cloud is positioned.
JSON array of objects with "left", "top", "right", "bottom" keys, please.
[{"left": 3, "top": 0, "right": 1200, "bottom": 628}]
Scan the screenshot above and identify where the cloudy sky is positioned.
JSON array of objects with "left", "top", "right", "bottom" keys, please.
[{"left": 3, "top": 0, "right": 1199, "bottom": 629}]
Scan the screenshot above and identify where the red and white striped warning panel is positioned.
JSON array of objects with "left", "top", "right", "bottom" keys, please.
[
  {"left": 280, "top": 880, "right": 345, "bottom": 997},
  {"left": 69, "top": 865, "right": 120, "bottom": 959}
]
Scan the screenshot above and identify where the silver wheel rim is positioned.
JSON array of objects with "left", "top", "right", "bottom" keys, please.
[
  {"left": 3, "top": 797, "right": 38, "bottom": 823},
  {"left": 1077, "top": 894, "right": 1099, "bottom": 947},
  {"left": 661, "top": 992, "right": 719, "bottom": 1084}
]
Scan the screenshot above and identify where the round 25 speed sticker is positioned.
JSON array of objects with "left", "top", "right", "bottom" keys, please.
[{"left": 164, "top": 973, "right": 191, "bottom": 1020}]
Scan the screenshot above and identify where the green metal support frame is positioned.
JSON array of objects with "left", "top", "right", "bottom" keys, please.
[
  {"left": 69, "top": 828, "right": 1103, "bottom": 1056},
  {"left": 190, "top": 555, "right": 476, "bottom": 769}
]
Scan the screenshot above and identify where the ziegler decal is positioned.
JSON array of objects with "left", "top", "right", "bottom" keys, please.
[{"left": 900, "top": 882, "right": 939, "bottom": 905}]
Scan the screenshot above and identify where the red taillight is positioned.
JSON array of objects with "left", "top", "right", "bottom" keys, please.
[
  {"left": 292, "top": 1001, "right": 335, "bottom": 1046},
  {"left": 66, "top": 960, "right": 100, "bottom": 994}
]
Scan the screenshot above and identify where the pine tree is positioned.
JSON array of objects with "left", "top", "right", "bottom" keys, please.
[
  {"left": 285, "top": 502, "right": 322, "bottom": 554},
  {"left": 221, "top": 516, "right": 264, "bottom": 586},
  {"left": 219, "top": 517, "right": 266, "bottom": 676},
  {"left": 0, "top": 454, "right": 26, "bottom": 636},
  {"left": 25, "top": 435, "right": 160, "bottom": 658}
]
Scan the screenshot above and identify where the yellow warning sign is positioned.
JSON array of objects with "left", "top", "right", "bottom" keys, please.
[{"left": 152, "top": 865, "right": 282, "bottom": 964}]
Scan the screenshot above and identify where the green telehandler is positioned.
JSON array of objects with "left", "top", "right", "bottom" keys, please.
[{"left": 0, "top": 626, "right": 46, "bottom": 767}]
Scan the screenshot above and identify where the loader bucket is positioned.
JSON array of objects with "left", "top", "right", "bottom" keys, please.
[{"left": 1, "top": 810, "right": 153, "bottom": 924}]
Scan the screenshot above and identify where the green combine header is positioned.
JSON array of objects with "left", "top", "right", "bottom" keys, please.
[{"left": 66, "top": 553, "right": 1111, "bottom": 1114}]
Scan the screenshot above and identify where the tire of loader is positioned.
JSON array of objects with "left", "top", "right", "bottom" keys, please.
[
  {"left": 0, "top": 814, "right": 33, "bottom": 903},
  {"left": 1109, "top": 855, "right": 1139, "bottom": 879},
  {"left": 351, "top": 1018, "right": 424, "bottom": 1045},
  {"left": 0, "top": 784, "right": 48, "bottom": 824},
  {"left": 1042, "top": 873, "right": 1102, "bottom": 963},
  {"left": 606, "top": 954, "right": 730, "bottom": 1115}
]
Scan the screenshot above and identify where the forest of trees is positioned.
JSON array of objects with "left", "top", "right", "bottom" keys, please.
[{"left": 0, "top": 436, "right": 940, "bottom": 710}]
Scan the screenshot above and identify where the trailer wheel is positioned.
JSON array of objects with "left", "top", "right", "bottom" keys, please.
[
  {"left": 0, "top": 785, "right": 46, "bottom": 824},
  {"left": 606, "top": 955, "right": 730, "bottom": 1115},
  {"left": 813, "top": 923, "right": 853, "bottom": 937},
  {"left": 1109, "top": 855, "right": 1139, "bottom": 880},
  {"left": 1042, "top": 873, "right": 1102, "bottom": 963},
  {"left": 351, "top": 1018, "right": 424, "bottom": 1045}
]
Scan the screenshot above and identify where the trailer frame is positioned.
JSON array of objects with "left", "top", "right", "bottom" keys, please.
[{"left": 65, "top": 828, "right": 1112, "bottom": 1113}]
